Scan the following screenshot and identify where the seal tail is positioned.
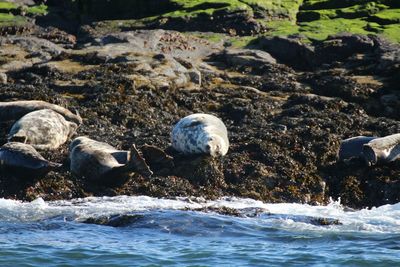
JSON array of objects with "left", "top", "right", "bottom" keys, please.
[{"left": 124, "top": 144, "right": 153, "bottom": 177}]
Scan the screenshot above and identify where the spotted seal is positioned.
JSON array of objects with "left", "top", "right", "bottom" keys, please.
[
  {"left": 0, "top": 100, "right": 82, "bottom": 124},
  {"left": 69, "top": 136, "right": 152, "bottom": 184},
  {"left": 0, "top": 142, "right": 62, "bottom": 177},
  {"left": 8, "top": 109, "right": 78, "bottom": 150},
  {"left": 362, "top": 133, "right": 400, "bottom": 166},
  {"left": 338, "top": 136, "right": 377, "bottom": 162},
  {"left": 171, "top": 113, "right": 229, "bottom": 156}
]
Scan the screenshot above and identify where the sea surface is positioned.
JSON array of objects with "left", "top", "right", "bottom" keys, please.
[{"left": 0, "top": 196, "right": 399, "bottom": 266}]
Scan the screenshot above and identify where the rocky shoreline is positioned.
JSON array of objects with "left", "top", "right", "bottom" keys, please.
[{"left": 0, "top": 0, "right": 399, "bottom": 209}]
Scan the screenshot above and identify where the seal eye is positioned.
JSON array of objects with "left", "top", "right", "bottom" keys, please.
[{"left": 206, "top": 144, "right": 211, "bottom": 151}]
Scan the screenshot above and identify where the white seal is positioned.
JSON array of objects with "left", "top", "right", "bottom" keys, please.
[
  {"left": 338, "top": 134, "right": 400, "bottom": 166},
  {"left": 363, "top": 133, "right": 400, "bottom": 166},
  {"left": 8, "top": 109, "right": 78, "bottom": 150},
  {"left": 171, "top": 113, "right": 229, "bottom": 157}
]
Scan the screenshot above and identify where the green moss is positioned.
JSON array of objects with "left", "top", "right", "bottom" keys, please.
[
  {"left": 298, "top": 2, "right": 388, "bottom": 22},
  {"left": 380, "top": 24, "right": 400, "bottom": 42},
  {"left": 164, "top": 0, "right": 251, "bottom": 18},
  {"left": 242, "top": 0, "right": 304, "bottom": 20},
  {"left": 0, "top": 13, "right": 28, "bottom": 26},
  {"left": 26, "top": 4, "right": 48, "bottom": 15},
  {"left": 160, "top": 0, "right": 303, "bottom": 21},
  {"left": 267, "top": 20, "right": 300, "bottom": 36},
  {"left": 337, "top": 2, "right": 388, "bottom": 18},
  {"left": 366, "top": 21, "right": 400, "bottom": 42},
  {"left": 301, "top": 0, "right": 381, "bottom": 10},
  {"left": 229, "top": 35, "right": 258, "bottom": 47},
  {"left": 0, "top": 13, "right": 14, "bottom": 21},
  {"left": 370, "top": 8, "right": 400, "bottom": 24},
  {"left": 72, "top": 0, "right": 400, "bottom": 44},
  {"left": 298, "top": 18, "right": 370, "bottom": 40},
  {"left": 0, "top": 2, "right": 17, "bottom": 10}
]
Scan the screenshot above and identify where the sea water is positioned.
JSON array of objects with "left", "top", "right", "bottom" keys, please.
[{"left": 0, "top": 196, "right": 399, "bottom": 266}]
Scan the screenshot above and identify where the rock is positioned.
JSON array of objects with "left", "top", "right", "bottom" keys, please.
[
  {"left": 380, "top": 94, "right": 400, "bottom": 116},
  {"left": 221, "top": 48, "right": 276, "bottom": 67},
  {"left": 315, "top": 34, "right": 375, "bottom": 64},
  {"left": 8, "top": 0, "right": 36, "bottom": 5},
  {"left": 82, "top": 214, "right": 144, "bottom": 227},
  {"left": 374, "top": 38, "right": 400, "bottom": 72},
  {"left": 8, "top": 37, "right": 64, "bottom": 58},
  {"left": 0, "top": 3, "right": 400, "bottom": 209},
  {"left": 91, "top": 30, "right": 223, "bottom": 59},
  {"left": 256, "top": 36, "right": 315, "bottom": 69},
  {"left": 0, "top": 72, "right": 7, "bottom": 84},
  {"left": 187, "top": 69, "right": 201, "bottom": 86}
]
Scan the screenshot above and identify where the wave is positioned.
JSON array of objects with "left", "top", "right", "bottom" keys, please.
[{"left": 0, "top": 196, "right": 399, "bottom": 233}]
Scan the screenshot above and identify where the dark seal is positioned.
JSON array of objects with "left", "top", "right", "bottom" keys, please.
[
  {"left": 69, "top": 137, "right": 152, "bottom": 185},
  {"left": 0, "top": 142, "right": 62, "bottom": 177}
]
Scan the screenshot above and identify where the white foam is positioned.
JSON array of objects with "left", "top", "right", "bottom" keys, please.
[{"left": 0, "top": 196, "right": 399, "bottom": 233}]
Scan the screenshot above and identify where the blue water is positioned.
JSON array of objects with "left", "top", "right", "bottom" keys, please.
[{"left": 0, "top": 196, "right": 399, "bottom": 266}]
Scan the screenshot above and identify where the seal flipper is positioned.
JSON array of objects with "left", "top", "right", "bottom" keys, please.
[
  {"left": 111, "top": 151, "right": 129, "bottom": 164},
  {"left": 141, "top": 144, "right": 174, "bottom": 171},
  {"left": 387, "top": 144, "right": 400, "bottom": 162},
  {"left": 67, "top": 122, "right": 78, "bottom": 139},
  {"left": 106, "top": 145, "right": 152, "bottom": 184},
  {"left": 126, "top": 144, "right": 153, "bottom": 177}
]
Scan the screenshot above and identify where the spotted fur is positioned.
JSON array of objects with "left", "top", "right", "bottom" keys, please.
[
  {"left": 8, "top": 109, "right": 78, "bottom": 150},
  {"left": 363, "top": 133, "right": 400, "bottom": 166},
  {"left": 171, "top": 113, "right": 229, "bottom": 157}
]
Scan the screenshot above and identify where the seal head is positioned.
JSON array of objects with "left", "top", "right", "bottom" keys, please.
[{"left": 338, "top": 136, "right": 376, "bottom": 162}]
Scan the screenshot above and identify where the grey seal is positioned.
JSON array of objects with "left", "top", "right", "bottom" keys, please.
[
  {"left": 0, "top": 100, "right": 82, "bottom": 124},
  {"left": 362, "top": 133, "right": 400, "bottom": 166},
  {"left": 171, "top": 113, "right": 229, "bottom": 156},
  {"left": 338, "top": 136, "right": 376, "bottom": 162},
  {"left": 8, "top": 109, "right": 78, "bottom": 150},
  {"left": 69, "top": 137, "right": 152, "bottom": 184},
  {"left": 0, "top": 142, "right": 62, "bottom": 177}
]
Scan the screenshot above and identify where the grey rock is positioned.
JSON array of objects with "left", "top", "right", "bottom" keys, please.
[
  {"left": 0, "top": 73, "right": 7, "bottom": 84},
  {"left": 257, "top": 36, "right": 315, "bottom": 69},
  {"left": 222, "top": 48, "right": 276, "bottom": 67}
]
